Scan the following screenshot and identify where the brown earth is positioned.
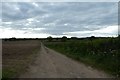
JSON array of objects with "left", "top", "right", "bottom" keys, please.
[{"left": 2, "top": 40, "right": 41, "bottom": 78}]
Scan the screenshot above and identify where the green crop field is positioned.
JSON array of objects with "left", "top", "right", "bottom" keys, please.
[{"left": 44, "top": 37, "right": 120, "bottom": 77}]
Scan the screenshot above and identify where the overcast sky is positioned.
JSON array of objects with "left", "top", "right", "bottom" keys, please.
[{"left": 0, "top": 2, "right": 118, "bottom": 38}]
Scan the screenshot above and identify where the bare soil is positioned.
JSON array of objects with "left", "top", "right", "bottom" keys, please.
[
  {"left": 2, "top": 40, "right": 41, "bottom": 78},
  {"left": 20, "top": 43, "right": 112, "bottom": 78}
]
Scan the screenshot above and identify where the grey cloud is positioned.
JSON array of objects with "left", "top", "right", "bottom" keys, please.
[
  {"left": 1, "top": 2, "right": 118, "bottom": 36},
  {"left": 2, "top": 2, "right": 48, "bottom": 22}
]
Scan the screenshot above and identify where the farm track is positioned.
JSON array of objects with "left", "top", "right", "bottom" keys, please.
[{"left": 20, "top": 43, "right": 112, "bottom": 78}]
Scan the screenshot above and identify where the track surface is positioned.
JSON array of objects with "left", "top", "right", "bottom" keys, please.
[{"left": 20, "top": 43, "right": 111, "bottom": 78}]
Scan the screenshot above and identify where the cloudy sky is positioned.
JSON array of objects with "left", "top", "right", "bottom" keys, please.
[{"left": 0, "top": 2, "right": 118, "bottom": 38}]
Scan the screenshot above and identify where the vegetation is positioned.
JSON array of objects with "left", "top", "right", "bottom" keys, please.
[
  {"left": 44, "top": 36, "right": 120, "bottom": 77},
  {"left": 47, "top": 36, "right": 53, "bottom": 42},
  {"left": 61, "top": 36, "right": 67, "bottom": 42}
]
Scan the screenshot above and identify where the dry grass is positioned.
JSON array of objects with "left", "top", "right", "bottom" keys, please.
[{"left": 2, "top": 40, "right": 41, "bottom": 78}]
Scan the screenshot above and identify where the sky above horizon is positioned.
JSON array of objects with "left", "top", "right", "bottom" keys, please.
[{"left": 0, "top": 2, "right": 118, "bottom": 38}]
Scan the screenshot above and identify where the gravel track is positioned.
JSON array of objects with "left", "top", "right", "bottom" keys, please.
[{"left": 20, "top": 43, "right": 112, "bottom": 78}]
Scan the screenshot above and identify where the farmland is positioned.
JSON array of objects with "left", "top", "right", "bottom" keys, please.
[
  {"left": 2, "top": 40, "right": 41, "bottom": 78},
  {"left": 44, "top": 37, "right": 120, "bottom": 77},
  {"left": 2, "top": 37, "right": 119, "bottom": 78}
]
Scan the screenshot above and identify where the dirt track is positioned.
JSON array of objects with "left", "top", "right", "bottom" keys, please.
[{"left": 20, "top": 43, "right": 112, "bottom": 78}]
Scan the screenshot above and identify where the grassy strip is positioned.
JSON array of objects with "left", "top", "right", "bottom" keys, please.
[{"left": 44, "top": 38, "right": 120, "bottom": 77}]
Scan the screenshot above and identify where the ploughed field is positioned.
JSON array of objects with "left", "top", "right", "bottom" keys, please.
[{"left": 2, "top": 40, "right": 41, "bottom": 78}]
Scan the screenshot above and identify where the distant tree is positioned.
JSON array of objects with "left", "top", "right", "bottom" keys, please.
[
  {"left": 118, "top": 35, "right": 120, "bottom": 41},
  {"left": 89, "top": 36, "right": 95, "bottom": 41},
  {"left": 36, "top": 38, "right": 38, "bottom": 40},
  {"left": 4, "top": 38, "right": 8, "bottom": 41},
  {"left": 10, "top": 37, "right": 16, "bottom": 41},
  {"left": 118, "top": 35, "right": 120, "bottom": 38},
  {"left": 71, "top": 37, "right": 78, "bottom": 40},
  {"left": 47, "top": 36, "right": 53, "bottom": 42},
  {"left": 91, "top": 36, "right": 95, "bottom": 38},
  {"left": 61, "top": 36, "right": 67, "bottom": 42}
]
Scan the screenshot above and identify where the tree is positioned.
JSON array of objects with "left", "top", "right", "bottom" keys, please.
[
  {"left": 71, "top": 37, "right": 78, "bottom": 40},
  {"left": 118, "top": 35, "right": 120, "bottom": 38},
  {"left": 89, "top": 36, "right": 95, "bottom": 41},
  {"left": 9, "top": 37, "right": 16, "bottom": 41},
  {"left": 89, "top": 36, "right": 95, "bottom": 51},
  {"left": 47, "top": 36, "right": 53, "bottom": 42},
  {"left": 61, "top": 36, "right": 67, "bottom": 42}
]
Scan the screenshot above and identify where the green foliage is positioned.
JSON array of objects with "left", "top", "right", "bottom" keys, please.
[
  {"left": 61, "top": 36, "right": 67, "bottom": 42},
  {"left": 47, "top": 36, "right": 53, "bottom": 42},
  {"left": 45, "top": 37, "right": 120, "bottom": 77},
  {"left": 2, "top": 69, "right": 17, "bottom": 78}
]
